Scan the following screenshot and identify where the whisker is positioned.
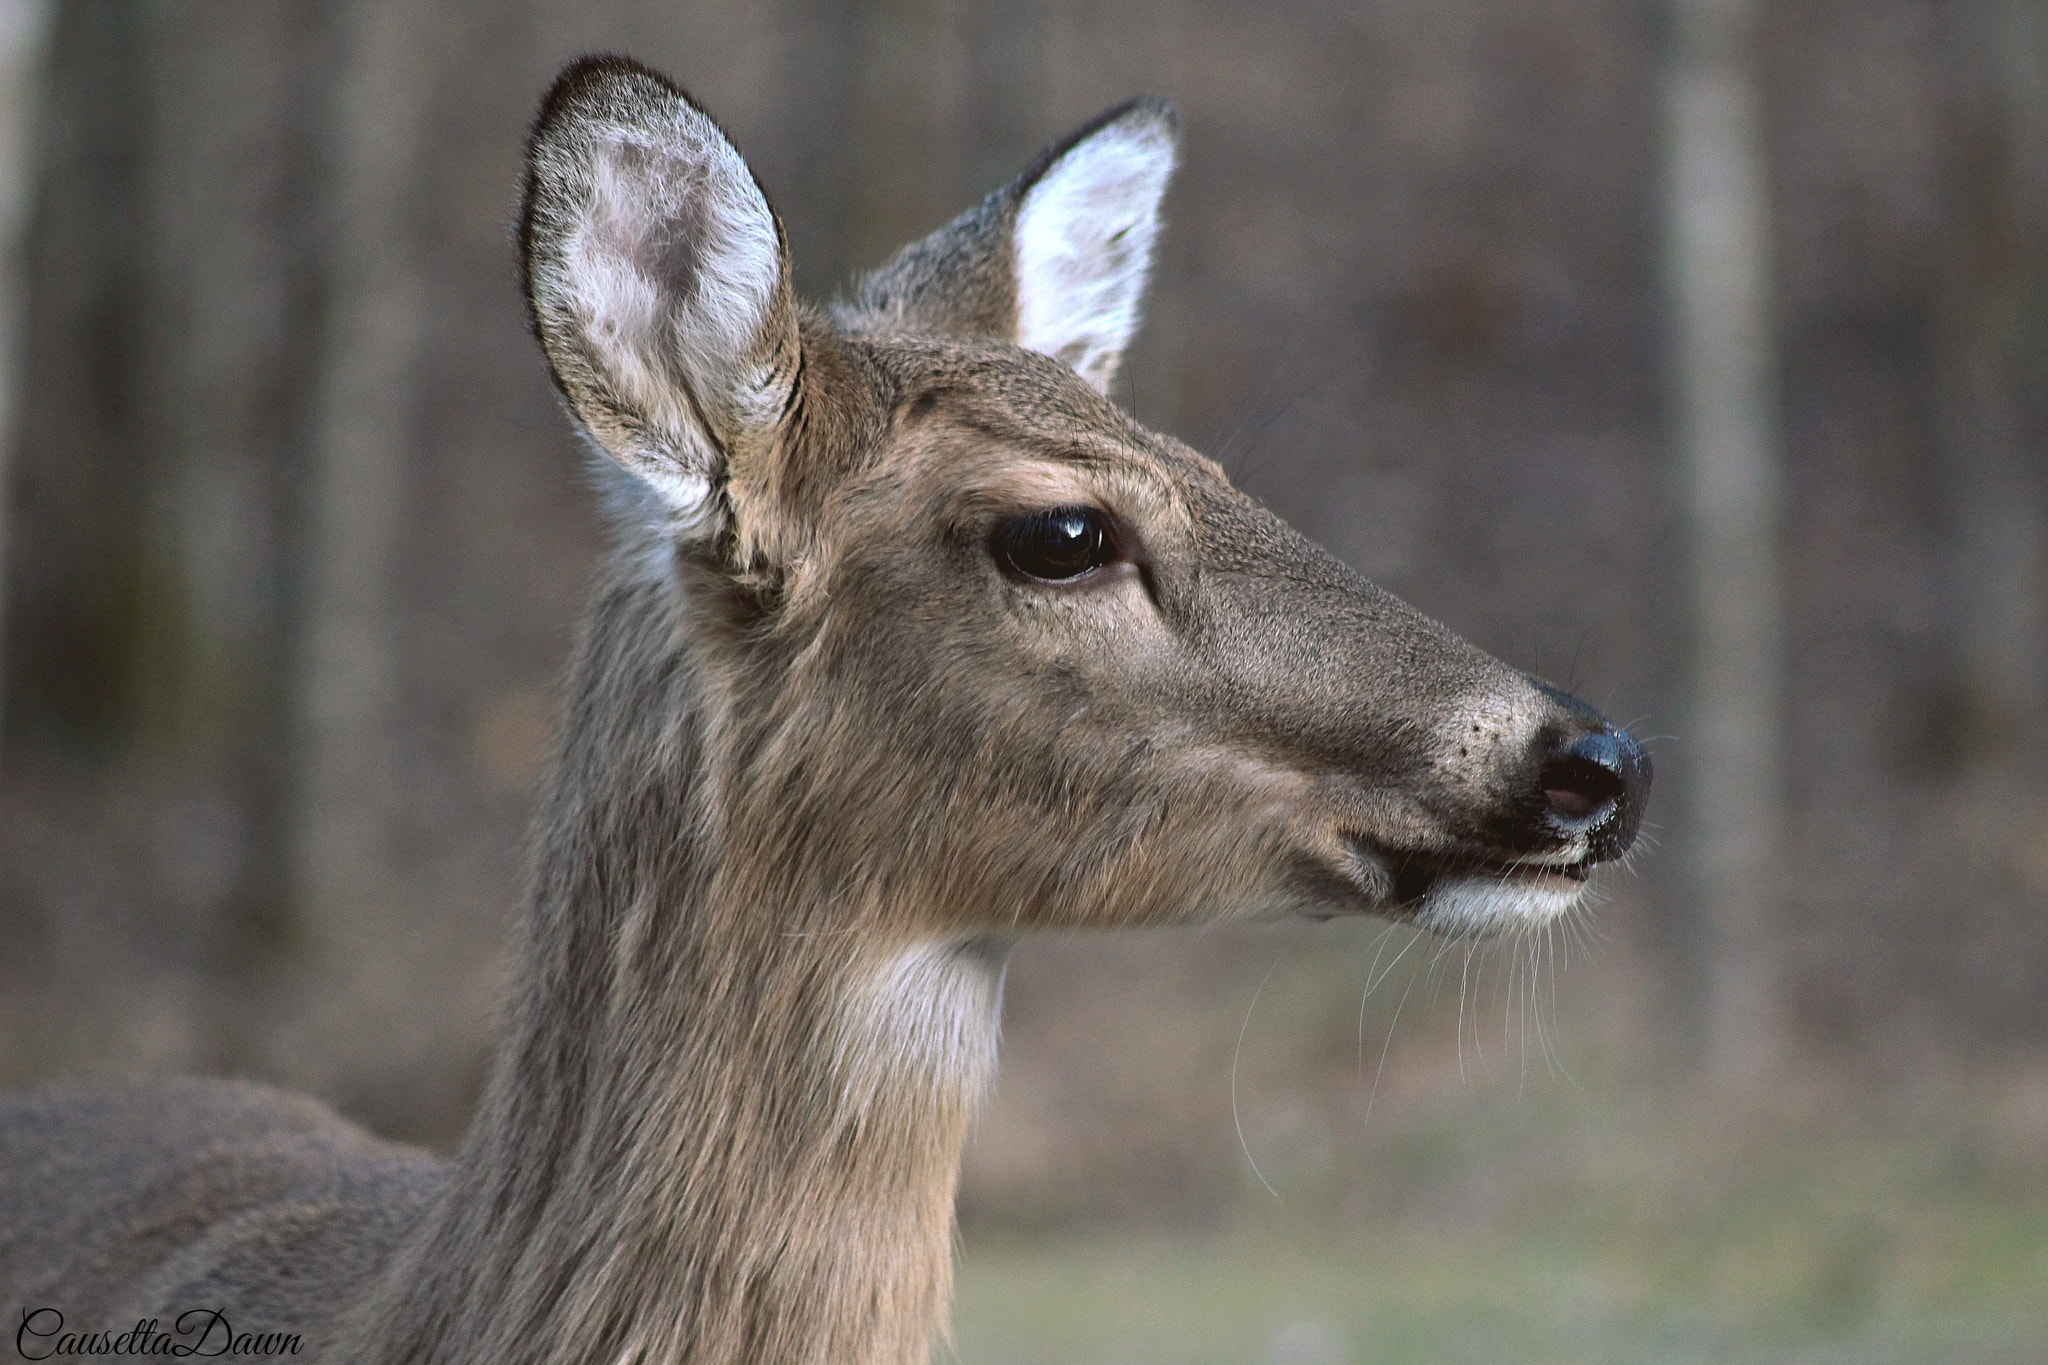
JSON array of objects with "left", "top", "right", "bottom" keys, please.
[
  {"left": 1518, "top": 933, "right": 1535, "bottom": 1092},
  {"left": 1226, "top": 361, "right": 1346, "bottom": 487},
  {"left": 1360, "top": 970, "right": 1420, "bottom": 1137},
  {"left": 1356, "top": 923, "right": 1421, "bottom": 1070},
  {"left": 1210, "top": 338, "right": 1306, "bottom": 476},
  {"left": 1232, "top": 950, "right": 1285, "bottom": 1199},
  {"left": 1455, "top": 939, "right": 1477, "bottom": 1083}
]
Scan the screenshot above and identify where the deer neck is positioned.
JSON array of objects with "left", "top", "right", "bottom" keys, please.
[{"left": 357, "top": 570, "right": 1005, "bottom": 1365}]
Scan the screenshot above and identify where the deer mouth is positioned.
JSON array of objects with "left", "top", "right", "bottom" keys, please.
[
  {"left": 1390, "top": 853, "right": 1590, "bottom": 905},
  {"left": 1340, "top": 837, "right": 1593, "bottom": 932}
]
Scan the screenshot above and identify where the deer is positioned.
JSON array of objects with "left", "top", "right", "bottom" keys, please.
[{"left": 0, "top": 56, "right": 1649, "bottom": 1365}]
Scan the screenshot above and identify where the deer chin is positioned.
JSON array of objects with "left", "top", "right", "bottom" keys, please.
[{"left": 1405, "top": 868, "right": 1589, "bottom": 935}]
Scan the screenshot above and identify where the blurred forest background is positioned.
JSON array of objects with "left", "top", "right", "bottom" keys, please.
[{"left": 1, "top": 1, "right": 2045, "bottom": 1361}]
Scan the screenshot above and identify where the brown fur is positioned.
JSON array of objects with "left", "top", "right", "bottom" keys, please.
[{"left": 0, "top": 57, "right": 1645, "bottom": 1365}]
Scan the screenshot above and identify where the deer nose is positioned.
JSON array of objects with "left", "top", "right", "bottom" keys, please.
[{"left": 1537, "top": 726, "right": 1650, "bottom": 863}]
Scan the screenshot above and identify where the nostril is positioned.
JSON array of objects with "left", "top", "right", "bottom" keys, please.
[
  {"left": 1521, "top": 708, "right": 1652, "bottom": 863},
  {"left": 1540, "top": 731, "right": 1627, "bottom": 826}
]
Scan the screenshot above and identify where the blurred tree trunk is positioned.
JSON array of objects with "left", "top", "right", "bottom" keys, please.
[
  {"left": 0, "top": 2, "right": 327, "bottom": 1077},
  {"left": 1663, "top": 0, "right": 1789, "bottom": 1081},
  {"left": 0, "top": 0, "right": 919, "bottom": 1130},
  {"left": 766, "top": 0, "right": 865, "bottom": 296},
  {"left": 266, "top": 0, "right": 435, "bottom": 1120},
  {"left": 0, "top": 2, "right": 440, "bottom": 1114},
  {"left": 0, "top": 0, "right": 48, "bottom": 751},
  {"left": 843, "top": 0, "right": 956, "bottom": 274},
  {"left": 1937, "top": 0, "right": 2048, "bottom": 771},
  {"left": 957, "top": 0, "right": 1048, "bottom": 200}
]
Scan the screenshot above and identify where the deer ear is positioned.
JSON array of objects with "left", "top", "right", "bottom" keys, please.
[
  {"left": 521, "top": 57, "right": 799, "bottom": 532},
  {"left": 847, "top": 99, "right": 1177, "bottom": 395},
  {"left": 1011, "top": 100, "right": 1178, "bottom": 393}
]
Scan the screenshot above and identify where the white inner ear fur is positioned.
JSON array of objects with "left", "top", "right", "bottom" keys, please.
[
  {"left": 1013, "top": 114, "right": 1176, "bottom": 395},
  {"left": 560, "top": 114, "right": 788, "bottom": 523}
]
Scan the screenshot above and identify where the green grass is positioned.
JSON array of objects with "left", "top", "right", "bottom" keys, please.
[
  {"left": 946, "top": 922, "right": 2048, "bottom": 1363},
  {"left": 951, "top": 1221, "right": 2047, "bottom": 1364},
  {"left": 948, "top": 1084, "right": 2048, "bottom": 1364}
]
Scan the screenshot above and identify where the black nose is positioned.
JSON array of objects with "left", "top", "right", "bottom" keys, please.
[{"left": 1537, "top": 726, "right": 1650, "bottom": 862}]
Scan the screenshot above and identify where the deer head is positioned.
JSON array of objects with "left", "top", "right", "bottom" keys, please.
[{"left": 518, "top": 57, "right": 1649, "bottom": 959}]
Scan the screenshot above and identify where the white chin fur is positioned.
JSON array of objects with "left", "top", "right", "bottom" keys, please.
[{"left": 1412, "top": 873, "right": 1586, "bottom": 935}]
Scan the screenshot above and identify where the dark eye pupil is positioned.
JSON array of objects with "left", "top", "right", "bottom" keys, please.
[{"left": 1000, "top": 508, "right": 1114, "bottom": 581}]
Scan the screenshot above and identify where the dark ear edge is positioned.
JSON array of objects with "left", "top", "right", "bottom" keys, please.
[{"left": 1010, "top": 96, "right": 1179, "bottom": 201}]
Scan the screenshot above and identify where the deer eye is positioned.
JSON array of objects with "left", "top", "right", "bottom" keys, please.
[{"left": 996, "top": 507, "right": 1118, "bottom": 582}]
